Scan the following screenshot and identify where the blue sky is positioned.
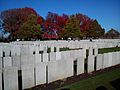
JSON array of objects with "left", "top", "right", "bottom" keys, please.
[{"left": 0, "top": 0, "right": 120, "bottom": 32}]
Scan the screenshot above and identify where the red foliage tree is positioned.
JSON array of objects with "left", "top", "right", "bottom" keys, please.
[
  {"left": 75, "top": 13, "right": 93, "bottom": 37},
  {"left": 0, "top": 7, "right": 43, "bottom": 39},
  {"left": 37, "top": 16, "right": 43, "bottom": 25},
  {"left": 42, "top": 12, "right": 68, "bottom": 39}
]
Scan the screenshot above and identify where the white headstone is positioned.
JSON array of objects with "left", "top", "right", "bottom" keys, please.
[
  {"left": 119, "top": 52, "right": 120, "bottom": 64},
  {"left": 43, "top": 53, "right": 49, "bottom": 62},
  {"left": 112, "top": 52, "right": 116, "bottom": 66},
  {"left": 22, "top": 65, "right": 35, "bottom": 89},
  {"left": 88, "top": 55, "right": 94, "bottom": 73},
  {"left": 56, "top": 47, "right": 60, "bottom": 52},
  {"left": 77, "top": 57, "right": 84, "bottom": 75},
  {"left": 35, "top": 54, "right": 41, "bottom": 64},
  {"left": 28, "top": 55, "right": 35, "bottom": 66},
  {"left": 103, "top": 53, "right": 109, "bottom": 68},
  {"left": 49, "top": 52, "right": 56, "bottom": 61},
  {"left": 12, "top": 56, "right": 21, "bottom": 70},
  {"left": 35, "top": 46, "right": 39, "bottom": 54},
  {"left": 108, "top": 53, "right": 112, "bottom": 67},
  {"left": 48, "top": 61, "right": 57, "bottom": 83},
  {"left": 29, "top": 45, "right": 35, "bottom": 55},
  {"left": 56, "top": 59, "right": 73, "bottom": 79},
  {"left": 0, "top": 70, "right": 2, "bottom": 90},
  {"left": 65, "top": 59, "right": 73, "bottom": 77},
  {"left": 83, "top": 49, "right": 86, "bottom": 58},
  {"left": 48, "top": 59, "right": 73, "bottom": 83},
  {"left": 116, "top": 52, "right": 120, "bottom": 65},
  {"left": 94, "top": 48, "right": 98, "bottom": 56},
  {"left": 89, "top": 47, "right": 93, "bottom": 56},
  {"left": 70, "top": 50, "right": 80, "bottom": 60},
  {"left": 4, "top": 67, "right": 18, "bottom": 90},
  {"left": 43, "top": 47, "right": 47, "bottom": 53},
  {"left": 51, "top": 46, "right": 54, "bottom": 52},
  {"left": 61, "top": 51, "right": 70, "bottom": 60},
  {"left": 35, "top": 63, "right": 46, "bottom": 85},
  {"left": 96, "top": 54, "right": 103, "bottom": 70},
  {"left": 39, "top": 45, "right": 44, "bottom": 51},
  {"left": 56, "top": 52, "right": 61, "bottom": 60},
  {"left": 15, "top": 45, "right": 21, "bottom": 56},
  {"left": 0, "top": 46, "right": 3, "bottom": 57},
  {"left": 11, "top": 46, "right": 16, "bottom": 56},
  {"left": 0, "top": 58, "right": 2, "bottom": 69},
  {"left": 3, "top": 57, "right": 12, "bottom": 68},
  {"left": 21, "top": 55, "right": 28, "bottom": 66},
  {"left": 3, "top": 46, "right": 11, "bottom": 57},
  {"left": 21, "top": 55, "right": 35, "bottom": 66}
]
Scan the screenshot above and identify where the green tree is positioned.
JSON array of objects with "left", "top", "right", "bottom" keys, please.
[
  {"left": 62, "top": 16, "right": 81, "bottom": 39},
  {"left": 17, "top": 14, "right": 42, "bottom": 40},
  {"left": 88, "top": 19, "right": 105, "bottom": 38}
]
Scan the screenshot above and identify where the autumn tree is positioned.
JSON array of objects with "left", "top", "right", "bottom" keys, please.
[
  {"left": 62, "top": 16, "right": 81, "bottom": 39},
  {"left": 16, "top": 14, "right": 42, "bottom": 40},
  {"left": 55, "top": 14, "right": 69, "bottom": 38},
  {"left": 88, "top": 19, "right": 105, "bottom": 38},
  {"left": 0, "top": 7, "right": 41, "bottom": 40},
  {"left": 75, "top": 13, "right": 93, "bottom": 37},
  {"left": 0, "top": 8, "right": 107, "bottom": 40},
  {"left": 42, "top": 12, "right": 68, "bottom": 39}
]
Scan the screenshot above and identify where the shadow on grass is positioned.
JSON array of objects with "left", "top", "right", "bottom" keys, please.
[
  {"left": 96, "top": 86, "right": 107, "bottom": 90},
  {"left": 60, "top": 88, "right": 70, "bottom": 90},
  {"left": 110, "top": 78, "right": 120, "bottom": 90}
]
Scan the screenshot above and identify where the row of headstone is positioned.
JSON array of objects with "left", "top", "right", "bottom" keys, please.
[
  {"left": 0, "top": 50, "right": 61, "bottom": 70},
  {"left": 96, "top": 52, "right": 120, "bottom": 70},
  {"left": 1, "top": 39, "right": 119, "bottom": 57},
  {"left": 0, "top": 51, "right": 120, "bottom": 90},
  {"left": 0, "top": 59, "right": 73, "bottom": 90},
  {"left": 12, "top": 39, "right": 119, "bottom": 49}
]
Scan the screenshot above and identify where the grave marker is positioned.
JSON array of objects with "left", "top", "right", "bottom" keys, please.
[
  {"left": 88, "top": 55, "right": 94, "bottom": 73},
  {"left": 22, "top": 65, "right": 35, "bottom": 89},
  {"left": 77, "top": 57, "right": 84, "bottom": 75},
  {"left": 4, "top": 67, "right": 18, "bottom": 90}
]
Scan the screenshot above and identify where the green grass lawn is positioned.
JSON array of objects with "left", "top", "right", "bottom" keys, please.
[
  {"left": 47, "top": 47, "right": 120, "bottom": 54},
  {"left": 57, "top": 68, "right": 120, "bottom": 90},
  {"left": 98, "top": 47, "right": 120, "bottom": 54},
  {"left": 47, "top": 47, "right": 81, "bottom": 53}
]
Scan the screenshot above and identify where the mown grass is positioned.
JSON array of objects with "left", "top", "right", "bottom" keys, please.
[
  {"left": 98, "top": 47, "right": 120, "bottom": 54},
  {"left": 57, "top": 68, "right": 120, "bottom": 90},
  {"left": 47, "top": 47, "right": 81, "bottom": 53},
  {"left": 48, "top": 47, "right": 120, "bottom": 53}
]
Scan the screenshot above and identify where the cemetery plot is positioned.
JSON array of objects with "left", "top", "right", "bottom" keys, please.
[{"left": 0, "top": 40, "right": 120, "bottom": 90}]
